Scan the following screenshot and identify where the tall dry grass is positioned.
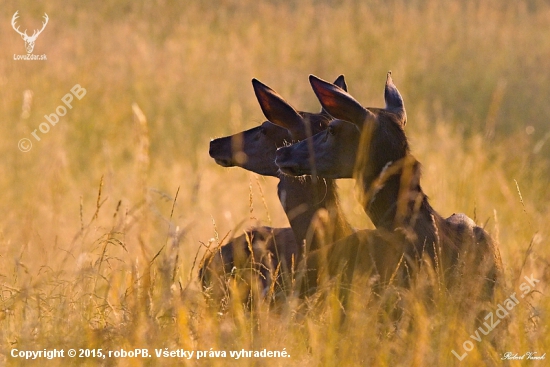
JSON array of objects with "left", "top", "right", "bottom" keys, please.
[{"left": 0, "top": 0, "right": 549, "bottom": 365}]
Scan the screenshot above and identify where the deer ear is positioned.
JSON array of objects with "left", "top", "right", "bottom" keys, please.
[
  {"left": 252, "top": 79, "right": 303, "bottom": 133},
  {"left": 333, "top": 75, "right": 348, "bottom": 92},
  {"left": 384, "top": 71, "right": 406, "bottom": 126},
  {"left": 310, "top": 75, "right": 370, "bottom": 125},
  {"left": 320, "top": 75, "right": 348, "bottom": 115}
]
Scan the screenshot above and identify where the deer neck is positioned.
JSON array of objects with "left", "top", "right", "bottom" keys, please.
[
  {"left": 277, "top": 175, "right": 351, "bottom": 256},
  {"left": 361, "top": 158, "right": 441, "bottom": 252},
  {"left": 362, "top": 174, "right": 403, "bottom": 229}
]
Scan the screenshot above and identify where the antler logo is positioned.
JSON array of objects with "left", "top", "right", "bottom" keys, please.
[{"left": 11, "top": 11, "right": 49, "bottom": 54}]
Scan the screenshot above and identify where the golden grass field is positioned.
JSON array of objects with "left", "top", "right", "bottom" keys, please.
[{"left": 1, "top": 0, "right": 549, "bottom": 365}]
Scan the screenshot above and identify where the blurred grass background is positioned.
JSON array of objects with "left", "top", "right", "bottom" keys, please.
[{"left": 0, "top": 0, "right": 549, "bottom": 365}]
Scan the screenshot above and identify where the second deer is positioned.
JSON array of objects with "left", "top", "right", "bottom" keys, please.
[
  {"left": 200, "top": 77, "right": 353, "bottom": 306},
  {"left": 276, "top": 73, "right": 503, "bottom": 299}
]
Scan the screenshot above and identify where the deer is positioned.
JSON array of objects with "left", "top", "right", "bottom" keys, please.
[
  {"left": 275, "top": 73, "right": 503, "bottom": 301},
  {"left": 200, "top": 76, "right": 354, "bottom": 306},
  {"left": 11, "top": 11, "right": 49, "bottom": 54}
]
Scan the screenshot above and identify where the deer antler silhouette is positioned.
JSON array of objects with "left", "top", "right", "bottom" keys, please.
[{"left": 12, "top": 11, "right": 49, "bottom": 53}]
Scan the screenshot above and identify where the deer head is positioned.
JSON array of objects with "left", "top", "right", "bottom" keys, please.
[
  {"left": 275, "top": 72, "right": 408, "bottom": 180},
  {"left": 12, "top": 11, "right": 49, "bottom": 54},
  {"left": 209, "top": 76, "right": 347, "bottom": 177}
]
